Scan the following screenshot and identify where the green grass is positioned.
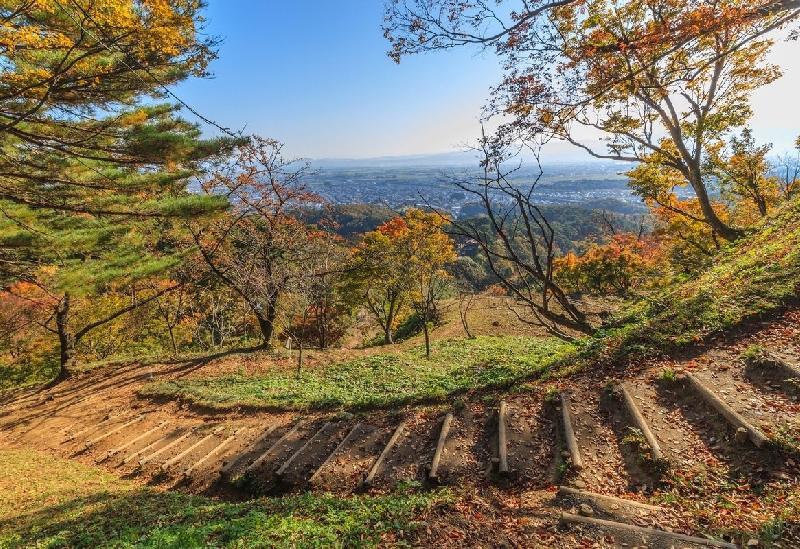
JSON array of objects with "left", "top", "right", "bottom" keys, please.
[
  {"left": 0, "top": 449, "right": 451, "bottom": 549},
  {"left": 578, "top": 197, "right": 800, "bottom": 365},
  {"left": 140, "top": 336, "right": 574, "bottom": 410}
]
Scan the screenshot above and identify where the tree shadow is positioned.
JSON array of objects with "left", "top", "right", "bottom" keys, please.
[
  {"left": 2, "top": 486, "right": 430, "bottom": 548},
  {"left": 0, "top": 345, "right": 267, "bottom": 433},
  {"left": 651, "top": 378, "right": 799, "bottom": 486}
]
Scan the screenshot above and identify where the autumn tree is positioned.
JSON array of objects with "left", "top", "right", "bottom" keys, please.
[
  {"left": 706, "top": 128, "right": 781, "bottom": 222},
  {"left": 384, "top": 0, "right": 800, "bottom": 241},
  {"left": 554, "top": 233, "right": 662, "bottom": 295},
  {"left": 7, "top": 255, "right": 184, "bottom": 380},
  {"left": 352, "top": 208, "right": 456, "bottom": 349},
  {"left": 402, "top": 209, "right": 456, "bottom": 357},
  {"left": 285, "top": 235, "right": 356, "bottom": 354},
  {"left": 352, "top": 218, "right": 410, "bottom": 345},
  {"left": 193, "top": 137, "right": 338, "bottom": 349},
  {"left": 0, "top": 1, "right": 229, "bottom": 193},
  {"left": 649, "top": 198, "right": 728, "bottom": 272}
]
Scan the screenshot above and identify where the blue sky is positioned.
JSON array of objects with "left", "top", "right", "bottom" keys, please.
[
  {"left": 175, "top": 1, "right": 800, "bottom": 161},
  {"left": 175, "top": 1, "right": 503, "bottom": 160}
]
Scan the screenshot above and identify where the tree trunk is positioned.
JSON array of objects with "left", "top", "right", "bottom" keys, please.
[
  {"left": 422, "top": 308, "right": 431, "bottom": 358},
  {"left": 690, "top": 171, "right": 745, "bottom": 242},
  {"left": 383, "top": 296, "right": 397, "bottom": 344},
  {"left": 756, "top": 195, "right": 768, "bottom": 217},
  {"left": 167, "top": 322, "right": 178, "bottom": 355},
  {"left": 317, "top": 308, "right": 328, "bottom": 349},
  {"left": 458, "top": 293, "right": 474, "bottom": 339},
  {"left": 55, "top": 293, "right": 76, "bottom": 381},
  {"left": 256, "top": 297, "right": 279, "bottom": 348},
  {"left": 297, "top": 341, "right": 303, "bottom": 374}
]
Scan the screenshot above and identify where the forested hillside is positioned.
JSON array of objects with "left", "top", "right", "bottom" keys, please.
[{"left": 2, "top": 1, "right": 800, "bottom": 548}]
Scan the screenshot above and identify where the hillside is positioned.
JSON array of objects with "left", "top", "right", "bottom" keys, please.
[{"left": 2, "top": 200, "right": 800, "bottom": 548}]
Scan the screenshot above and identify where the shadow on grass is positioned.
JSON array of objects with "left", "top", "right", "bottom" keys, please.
[{"left": 1, "top": 486, "right": 446, "bottom": 549}]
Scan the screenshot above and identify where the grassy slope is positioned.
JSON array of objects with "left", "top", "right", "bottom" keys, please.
[
  {"left": 140, "top": 336, "right": 573, "bottom": 410},
  {"left": 572, "top": 196, "right": 800, "bottom": 369},
  {"left": 0, "top": 449, "right": 450, "bottom": 549}
]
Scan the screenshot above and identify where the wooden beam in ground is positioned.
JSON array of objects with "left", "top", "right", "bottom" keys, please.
[
  {"left": 66, "top": 413, "right": 126, "bottom": 442},
  {"left": 102, "top": 421, "right": 169, "bottom": 462},
  {"left": 220, "top": 424, "right": 279, "bottom": 477},
  {"left": 363, "top": 421, "right": 406, "bottom": 488},
  {"left": 309, "top": 423, "right": 364, "bottom": 485},
  {"left": 685, "top": 373, "right": 768, "bottom": 447},
  {"left": 561, "top": 513, "right": 739, "bottom": 549},
  {"left": 61, "top": 421, "right": 79, "bottom": 436},
  {"left": 245, "top": 420, "right": 305, "bottom": 474},
  {"left": 757, "top": 353, "right": 800, "bottom": 379},
  {"left": 428, "top": 412, "right": 454, "bottom": 482},
  {"left": 619, "top": 384, "right": 664, "bottom": 462},
  {"left": 560, "top": 393, "right": 583, "bottom": 470},
  {"left": 161, "top": 426, "right": 223, "bottom": 471},
  {"left": 497, "top": 401, "right": 509, "bottom": 476},
  {"left": 139, "top": 428, "right": 194, "bottom": 466},
  {"left": 185, "top": 428, "right": 242, "bottom": 477},
  {"left": 86, "top": 415, "right": 145, "bottom": 448},
  {"left": 275, "top": 423, "right": 334, "bottom": 480},
  {"left": 123, "top": 428, "right": 180, "bottom": 464},
  {"left": 558, "top": 486, "right": 664, "bottom": 512}
]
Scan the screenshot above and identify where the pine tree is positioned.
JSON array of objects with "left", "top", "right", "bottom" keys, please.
[{"left": 0, "top": 1, "right": 243, "bottom": 380}]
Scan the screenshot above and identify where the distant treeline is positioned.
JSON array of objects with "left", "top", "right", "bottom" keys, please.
[{"left": 307, "top": 201, "right": 651, "bottom": 255}]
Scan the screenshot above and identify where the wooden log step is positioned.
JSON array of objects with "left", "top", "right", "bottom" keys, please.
[
  {"left": 750, "top": 353, "right": 800, "bottom": 379},
  {"left": 185, "top": 428, "right": 242, "bottom": 477},
  {"left": 557, "top": 486, "right": 664, "bottom": 512},
  {"left": 65, "top": 413, "right": 126, "bottom": 442},
  {"left": 86, "top": 414, "right": 146, "bottom": 448},
  {"left": 102, "top": 421, "right": 170, "bottom": 461},
  {"left": 618, "top": 384, "right": 664, "bottom": 462},
  {"left": 497, "top": 401, "right": 509, "bottom": 476},
  {"left": 363, "top": 421, "right": 406, "bottom": 487},
  {"left": 245, "top": 420, "right": 305, "bottom": 474},
  {"left": 561, "top": 513, "right": 738, "bottom": 549},
  {"left": 428, "top": 412, "right": 454, "bottom": 482},
  {"left": 139, "top": 428, "right": 194, "bottom": 466},
  {"left": 309, "top": 423, "right": 365, "bottom": 485},
  {"left": 685, "top": 373, "right": 768, "bottom": 447},
  {"left": 61, "top": 421, "right": 79, "bottom": 435},
  {"left": 161, "top": 426, "right": 223, "bottom": 471},
  {"left": 221, "top": 424, "right": 279, "bottom": 477},
  {"left": 123, "top": 428, "right": 180, "bottom": 464},
  {"left": 560, "top": 393, "right": 583, "bottom": 470},
  {"left": 275, "top": 422, "right": 334, "bottom": 480}
]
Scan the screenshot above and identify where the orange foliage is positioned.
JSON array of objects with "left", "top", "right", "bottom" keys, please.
[{"left": 554, "top": 233, "right": 664, "bottom": 294}]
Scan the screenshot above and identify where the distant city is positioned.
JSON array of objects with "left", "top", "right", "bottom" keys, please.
[{"left": 303, "top": 158, "right": 650, "bottom": 217}]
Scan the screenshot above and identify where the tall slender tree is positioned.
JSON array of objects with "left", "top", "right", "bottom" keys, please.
[{"left": 352, "top": 209, "right": 456, "bottom": 350}]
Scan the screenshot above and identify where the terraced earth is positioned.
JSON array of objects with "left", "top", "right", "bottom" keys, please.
[{"left": 2, "top": 311, "right": 800, "bottom": 548}]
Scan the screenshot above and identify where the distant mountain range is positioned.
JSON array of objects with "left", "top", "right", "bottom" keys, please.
[
  {"left": 310, "top": 141, "right": 619, "bottom": 169},
  {"left": 309, "top": 151, "right": 475, "bottom": 169}
]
